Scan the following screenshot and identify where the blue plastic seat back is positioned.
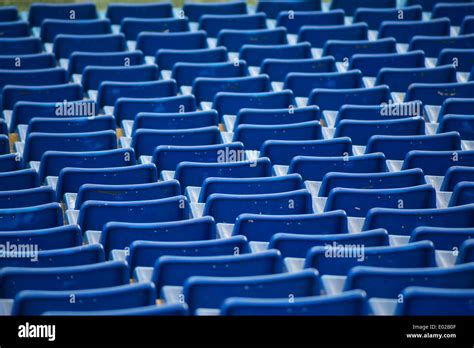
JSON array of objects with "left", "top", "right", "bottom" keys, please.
[
  {"left": 68, "top": 50, "right": 144, "bottom": 76},
  {"left": 276, "top": 10, "right": 344, "bottom": 34},
  {"left": 75, "top": 180, "right": 181, "bottom": 210},
  {"left": 0, "top": 202, "right": 62, "bottom": 231},
  {"left": 78, "top": 195, "right": 187, "bottom": 232},
  {"left": 53, "top": 33, "right": 126, "bottom": 59},
  {"left": 363, "top": 204, "right": 474, "bottom": 236},
  {"left": 0, "top": 153, "right": 20, "bottom": 173},
  {"left": 289, "top": 152, "right": 387, "bottom": 181},
  {"left": 458, "top": 239, "right": 474, "bottom": 264},
  {"left": 319, "top": 168, "right": 426, "bottom": 197},
  {"left": 27, "top": 115, "right": 115, "bottom": 136},
  {"left": 213, "top": 90, "right": 294, "bottom": 120},
  {"left": 97, "top": 80, "right": 175, "bottom": 109},
  {"left": 151, "top": 250, "right": 282, "bottom": 290},
  {"left": 56, "top": 163, "right": 157, "bottom": 199},
  {"left": 217, "top": 27, "right": 287, "bottom": 52},
  {"left": 221, "top": 290, "right": 367, "bottom": 316},
  {"left": 325, "top": 184, "right": 436, "bottom": 217},
  {"left": 410, "top": 226, "right": 474, "bottom": 251},
  {"left": 133, "top": 110, "right": 218, "bottom": 134},
  {"left": 298, "top": 23, "right": 368, "bottom": 48},
  {"left": 129, "top": 236, "right": 250, "bottom": 269},
  {"left": 183, "top": 1, "right": 247, "bottom": 22},
  {"left": 0, "top": 169, "right": 38, "bottom": 191},
  {"left": 261, "top": 138, "right": 352, "bottom": 165},
  {"left": 12, "top": 282, "right": 156, "bottom": 316},
  {"left": 397, "top": 286, "right": 474, "bottom": 315},
  {"left": 23, "top": 129, "right": 117, "bottom": 163},
  {"left": 441, "top": 166, "right": 474, "bottom": 191},
  {"left": 101, "top": 217, "right": 216, "bottom": 255},
  {"left": 0, "top": 119, "right": 6, "bottom": 135},
  {"left": 438, "top": 115, "right": 474, "bottom": 141},
  {"left": 285, "top": 70, "right": 363, "bottom": 97},
  {"left": 233, "top": 210, "right": 348, "bottom": 242},
  {"left": 376, "top": 65, "right": 457, "bottom": 92},
  {"left": 439, "top": 98, "right": 474, "bottom": 120},
  {"left": 172, "top": 60, "right": 247, "bottom": 87},
  {"left": 379, "top": 18, "right": 450, "bottom": 44},
  {"left": 0, "top": 67, "right": 67, "bottom": 91},
  {"left": 199, "top": 174, "right": 304, "bottom": 203},
  {"left": 152, "top": 142, "right": 243, "bottom": 173},
  {"left": 0, "top": 6, "right": 18, "bottom": 22},
  {"left": 323, "top": 38, "right": 397, "bottom": 62},
  {"left": 257, "top": 0, "right": 321, "bottom": 19},
  {"left": 260, "top": 56, "right": 335, "bottom": 82},
  {"left": 434, "top": 3, "right": 474, "bottom": 26},
  {"left": 114, "top": 95, "right": 196, "bottom": 124},
  {"left": 199, "top": 13, "right": 266, "bottom": 38},
  {"left": 40, "top": 18, "right": 111, "bottom": 42},
  {"left": 240, "top": 42, "right": 311, "bottom": 67},
  {"left": 349, "top": 51, "right": 425, "bottom": 77},
  {"left": 269, "top": 229, "right": 389, "bottom": 258},
  {"left": 236, "top": 106, "right": 320, "bottom": 127},
  {"left": 184, "top": 269, "right": 320, "bottom": 313},
  {"left": 175, "top": 157, "right": 272, "bottom": 190},
  {"left": 0, "top": 134, "right": 8, "bottom": 155},
  {"left": 0, "top": 20, "right": 29, "bottom": 38},
  {"left": 0, "top": 244, "right": 104, "bottom": 269},
  {"left": 402, "top": 150, "right": 474, "bottom": 176},
  {"left": 28, "top": 3, "right": 97, "bottom": 27},
  {"left": 330, "top": 0, "right": 396, "bottom": 15},
  {"left": 309, "top": 86, "right": 391, "bottom": 111},
  {"left": 121, "top": 17, "right": 189, "bottom": 41},
  {"left": 38, "top": 148, "right": 135, "bottom": 183},
  {"left": 0, "top": 260, "right": 128, "bottom": 299},
  {"left": 461, "top": 16, "right": 474, "bottom": 34},
  {"left": 82, "top": 64, "right": 158, "bottom": 91},
  {"left": 353, "top": 6, "right": 422, "bottom": 30},
  {"left": 43, "top": 303, "right": 189, "bottom": 316},
  {"left": 409, "top": 34, "right": 474, "bottom": 58},
  {"left": 0, "top": 37, "right": 42, "bottom": 55},
  {"left": 132, "top": 126, "right": 220, "bottom": 157},
  {"left": 106, "top": 3, "right": 173, "bottom": 25},
  {"left": 407, "top": 0, "right": 471, "bottom": 11},
  {"left": 366, "top": 132, "right": 462, "bottom": 160},
  {"left": 438, "top": 49, "right": 474, "bottom": 73},
  {"left": 450, "top": 182, "right": 474, "bottom": 207},
  {"left": 203, "top": 189, "right": 313, "bottom": 223},
  {"left": 0, "top": 53, "right": 56, "bottom": 70},
  {"left": 344, "top": 263, "right": 474, "bottom": 298},
  {"left": 136, "top": 31, "right": 207, "bottom": 57},
  {"left": 0, "top": 225, "right": 80, "bottom": 252},
  {"left": 0, "top": 186, "right": 56, "bottom": 209},
  {"left": 156, "top": 47, "right": 228, "bottom": 71}
]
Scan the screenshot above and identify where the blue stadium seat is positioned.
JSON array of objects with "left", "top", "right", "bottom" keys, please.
[
  {"left": 319, "top": 169, "right": 426, "bottom": 197},
  {"left": 0, "top": 6, "right": 18, "bottom": 22},
  {"left": 276, "top": 10, "right": 344, "bottom": 34},
  {"left": 182, "top": 269, "right": 321, "bottom": 314},
  {"left": 405, "top": 82, "right": 474, "bottom": 105},
  {"left": 152, "top": 142, "right": 244, "bottom": 172},
  {"left": 28, "top": 3, "right": 97, "bottom": 27},
  {"left": 457, "top": 239, "right": 474, "bottom": 264},
  {"left": 353, "top": 6, "right": 423, "bottom": 30},
  {"left": 183, "top": 1, "right": 247, "bottom": 22},
  {"left": 437, "top": 49, "right": 474, "bottom": 73},
  {"left": 56, "top": 164, "right": 157, "bottom": 199},
  {"left": 298, "top": 23, "right": 368, "bottom": 48},
  {"left": 0, "top": 134, "right": 8, "bottom": 154},
  {"left": 100, "top": 217, "right": 216, "bottom": 256},
  {"left": 256, "top": 0, "right": 321, "bottom": 19},
  {"left": 0, "top": 119, "right": 6, "bottom": 135},
  {"left": 240, "top": 42, "right": 311, "bottom": 67},
  {"left": 349, "top": 51, "right": 426, "bottom": 77},
  {"left": 461, "top": 16, "right": 474, "bottom": 34},
  {"left": 330, "top": 0, "right": 396, "bottom": 16},
  {"left": 449, "top": 182, "right": 474, "bottom": 206},
  {"left": 0, "top": 169, "right": 39, "bottom": 191},
  {"left": 379, "top": 18, "right": 450, "bottom": 44},
  {"left": 77, "top": 195, "right": 188, "bottom": 232},
  {"left": 128, "top": 236, "right": 249, "bottom": 269},
  {"left": 221, "top": 290, "right": 367, "bottom": 316},
  {"left": 234, "top": 106, "right": 320, "bottom": 127},
  {"left": 438, "top": 115, "right": 474, "bottom": 141},
  {"left": 150, "top": 249, "right": 282, "bottom": 291},
  {"left": 323, "top": 38, "right": 397, "bottom": 62},
  {"left": 410, "top": 226, "right": 474, "bottom": 250},
  {"left": 441, "top": 166, "right": 474, "bottom": 191},
  {"left": 121, "top": 17, "right": 189, "bottom": 41},
  {"left": 233, "top": 210, "right": 348, "bottom": 242},
  {"left": 26, "top": 116, "right": 115, "bottom": 137},
  {"left": 0, "top": 153, "right": 20, "bottom": 173},
  {"left": 406, "top": 0, "right": 471, "bottom": 11},
  {"left": 132, "top": 126, "right": 220, "bottom": 158},
  {"left": 136, "top": 31, "right": 207, "bottom": 57},
  {"left": 363, "top": 204, "right": 474, "bottom": 235},
  {"left": 432, "top": 3, "right": 474, "bottom": 26},
  {"left": 366, "top": 132, "right": 461, "bottom": 160},
  {"left": 43, "top": 303, "right": 189, "bottom": 316},
  {"left": 0, "top": 260, "right": 128, "bottom": 299},
  {"left": 439, "top": 98, "right": 474, "bottom": 120},
  {"left": 199, "top": 13, "right": 266, "bottom": 37},
  {"left": 396, "top": 286, "right": 474, "bottom": 315},
  {"left": 40, "top": 18, "right": 111, "bottom": 43},
  {"left": 175, "top": 157, "right": 272, "bottom": 190},
  {"left": 260, "top": 56, "right": 336, "bottom": 82},
  {"left": 53, "top": 33, "right": 126, "bottom": 59},
  {"left": 106, "top": 3, "right": 173, "bottom": 25},
  {"left": 156, "top": 47, "right": 228, "bottom": 71},
  {"left": 0, "top": 186, "right": 56, "bottom": 209},
  {"left": 217, "top": 27, "right": 287, "bottom": 52},
  {"left": 12, "top": 282, "right": 156, "bottom": 316},
  {"left": 288, "top": 152, "right": 387, "bottom": 181},
  {"left": 0, "top": 21, "right": 29, "bottom": 38},
  {"left": 202, "top": 189, "right": 313, "bottom": 223},
  {"left": 75, "top": 180, "right": 181, "bottom": 210},
  {"left": 0, "top": 53, "right": 56, "bottom": 70},
  {"left": 402, "top": 150, "right": 474, "bottom": 176},
  {"left": 0, "top": 202, "right": 62, "bottom": 231},
  {"left": 0, "top": 67, "right": 67, "bottom": 92},
  {"left": 68, "top": 50, "right": 144, "bottom": 76},
  {"left": 409, "top": 34, "right": 474, "bottom": 58},
  {"left": 0, "top": 37, "right": 42, "bottom": 55}
]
